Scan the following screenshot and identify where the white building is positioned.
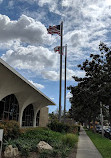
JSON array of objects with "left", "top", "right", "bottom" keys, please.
[{"left": 0, "top": 58, "right": 55, "bottom": 127}]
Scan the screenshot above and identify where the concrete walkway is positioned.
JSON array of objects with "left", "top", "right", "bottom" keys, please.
[{"left": 76, "top": 127, "right": 103, "bottom": 158}]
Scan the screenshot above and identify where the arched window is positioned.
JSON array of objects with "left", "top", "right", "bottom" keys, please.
[
  {"left": 0, "top": 94, "right": 19, "bottom": 121},
  {"left": 36, "top": 110, "right": 40, "bottom": 126},
  {"left": 22, "top": 104, "right": 34, "bottom": 127}
]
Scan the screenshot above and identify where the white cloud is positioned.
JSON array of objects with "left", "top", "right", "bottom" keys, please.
[
  {"left": 28, "top": 80, "right": 44, "bottom": 89},
  {"left": 64, "top": 30, "right": 89, "bottom": 49},
  {"left": 18, "top": 0, "right": 60, "bottom": 15},
  {"left": 66, "top": 69, "right": 85, "bottom": 81},
  {"left": 1, "top": 45, "right": 58, "bottom": 73},
  {"left": 0, "top": 14, "right": 53, "bottom": 45},
  {"left": 60, "top": 0, "right": 111, "bottom": 65},
  {"left": 8, "top": 1, "right": 14, "bottom": 7},
  {"left": 66, "top": 92, "right": 72, "bottom": 99},
  {"left": 23, "top": 10, "right": 46, "bottom": 22},
  {"left": 50, "top": 97, "right": 54, "bottom": 100},
  {"left": 38, "top": 0, "right": 52, "bottom": 6},
  {"left": 38, "top": 0, "right": 63, "bottom": 15},
  {"left": 42, "top": 70, "right": 59, "bottom": 81},
  {"left": 0, "top": 0, "right": 3, "bottom": 4},
  {"left": 18, "top": 0, "right": 37, "bottom": 4},
  {"left": 41, "top": 68, "right": 85, "bottom": 81},
  {"left": 1, "top": 0, "right": 111, "bottom": 82},
  {"left": 62, "top": 0, "right": 75, "bottom": 7}
]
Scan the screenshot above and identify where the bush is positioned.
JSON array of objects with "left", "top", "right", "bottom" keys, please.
[
  {"left": 47, "top": 120, "right": 79, "bottom": 134},
  {"left": 0, "top": 120, "right": 21, "bottom": 140},
  {"left": 62, "top": 133, "right": 78, "bottom": 147},
  {"left": 39, "top": 150, "right": 53, "bottom": 158},
  {"left": 47, "top": 121, "right": 69, "bottom": 133},
  {"left": 68, "top": 125, "right": 80, "bottom": 134}
]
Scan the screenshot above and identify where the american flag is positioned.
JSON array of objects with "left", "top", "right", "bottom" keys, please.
[{"left": 47, "top": 25, "right": 61, "bottom": 36}]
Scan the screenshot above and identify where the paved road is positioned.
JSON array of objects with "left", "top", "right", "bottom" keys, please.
[{"left": 76, "top": 127, "right": 103, "bottom": 158}]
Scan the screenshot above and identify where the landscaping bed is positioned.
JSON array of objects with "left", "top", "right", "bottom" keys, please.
[
  {"left": 1, "top": 121, "right": 78, "bottom": 158},
  {"left": 85, "top": 129, "right": 111, "bottom": 158},
  {"left": 4, "top": 128, "right": 78, "bottom": 158}
]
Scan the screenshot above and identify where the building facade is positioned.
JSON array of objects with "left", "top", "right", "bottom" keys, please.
[{"left": 0, "top": 58, "right": 55, "bottom": 127}]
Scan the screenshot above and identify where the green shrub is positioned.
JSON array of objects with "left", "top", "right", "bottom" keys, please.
[
  {"left": 62, "top": 133, "right": 78, "bottom": 147},
  {"left": 47, "top": 120, "right": 79, "bottom": 134},
  {"left": 0, "top": 120, "right": 21, "bottom": 140},
  {"left": 68, "top": 125, "right": 80, "bottom": 134},
  {"left": 61, "top": 146, "right": 71, "bottom": 158},
  {"left": 47, "top": 120, "right": 70, "bottom": 133},
  {"left": 39, "top": 149, "right": 53, "bottom": 158},
  {"left": 3, "top": 137, "right": 38, "bottom": 156},
  {"left": 19, "top": 144, "right": 30, "bottom": 157}
]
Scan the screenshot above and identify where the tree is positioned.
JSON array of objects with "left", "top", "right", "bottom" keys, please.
[
  {"left": 99, "top": 43, "right": 111, "bottom": 126},
  {"left": 49, "top": 112, "right": 58, "bottom": 121},
  {"left": 49, "top": 108, "right": 65, "bottom": 122},
  {"left": 68, "top": 82, "right": 100, "bottom": 131},
  {"left": 68, "top": 42, "right": 111, "bottom": 131}
]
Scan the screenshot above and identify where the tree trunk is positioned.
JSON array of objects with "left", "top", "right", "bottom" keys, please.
[
  {"left": 88, "top": 119, "right": 91, "bottom": 129},
  {"left": 93, "top": 118, "right": 96, "bottom": 133},
  {"left": 109, "top": 105, "right": 111, "bottom": 127}
]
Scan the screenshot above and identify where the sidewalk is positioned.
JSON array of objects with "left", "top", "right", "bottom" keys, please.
[{"left": 76, "top": 127, "right": 103, "bottom": 158}]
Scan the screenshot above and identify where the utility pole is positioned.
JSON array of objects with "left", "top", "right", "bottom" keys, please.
[{"left": 100, "top": 102, "right": 104, "bottom": 137}]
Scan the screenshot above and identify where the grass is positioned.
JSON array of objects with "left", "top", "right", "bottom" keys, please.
[
  {"left": 86, "top": 130, "right": 111, "bottom": 158},
  {"left": 3, "top": 127, "right": 78, "bottom": 158}
]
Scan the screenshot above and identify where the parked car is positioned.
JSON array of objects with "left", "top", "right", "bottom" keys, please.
[
  {"left": 104, "top": 128, "right": 111, "bottom": 139},
  {"left": 99, "top": 126, "right": 107, "bottom": 134},
  {"left": 96, "top": 125, "right": 108, "bottom": 134},
  {"left": 98, "top": 127, "right": 102, "bottom": 134},
  {"left": 96, "top": 125, "right": 101, "bottom": 133}
]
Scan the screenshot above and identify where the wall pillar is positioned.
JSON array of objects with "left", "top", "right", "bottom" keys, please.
[
  {"left": 33, "top": 108, "right": 39, "bottom": 127},
  {"left": 39, "top": 107, "right": 48, "bottom": 127},
  {"left": 33, "top": 111, "right": 37, "bottom": 127},
  {"left": 18, "top": 107, "right": 24, "bottom": 127}
]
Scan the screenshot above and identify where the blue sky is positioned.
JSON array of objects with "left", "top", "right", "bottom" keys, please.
[{"left": 0, "top": 0, "right": 111, "bottom": 113}]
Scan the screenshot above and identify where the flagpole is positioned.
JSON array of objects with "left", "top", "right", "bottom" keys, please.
[
  {"left": 63, "top": 44, "right": 67, "bottom": 123},
  {"left": 58, "top": 21, "right": 63, "bottom": 122}
]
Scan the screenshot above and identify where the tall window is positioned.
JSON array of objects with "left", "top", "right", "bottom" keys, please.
[
  {"left": 22, "top": 104, "right": 34, "bottom": 126},
  {"left": 36, "top": 110, "right": 40, "bottom": 126},
  {"left": 0, "top": 94, "right": 19, "bottom": 121}
]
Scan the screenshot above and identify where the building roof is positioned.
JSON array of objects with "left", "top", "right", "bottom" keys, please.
[{"left": 0, "top": 58, "right": 56, "bottom": 106}]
